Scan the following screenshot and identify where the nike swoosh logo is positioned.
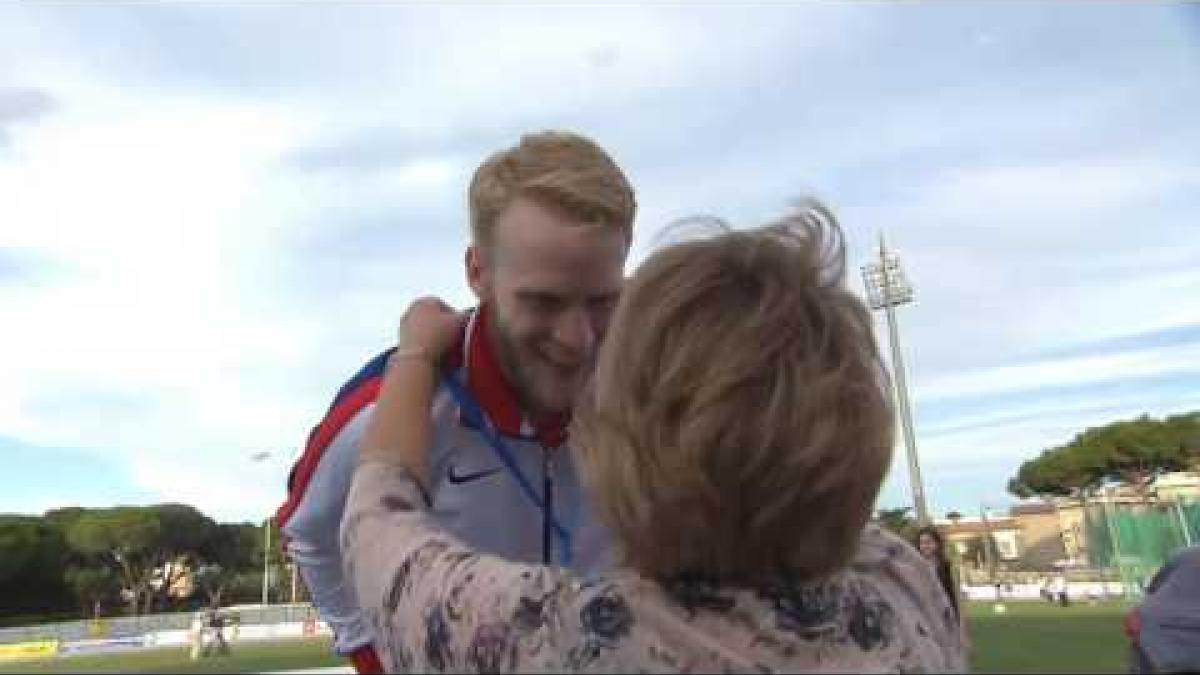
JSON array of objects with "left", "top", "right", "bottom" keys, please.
[{"left": 446, "top": 465, "right": 503, "bottom": 485}]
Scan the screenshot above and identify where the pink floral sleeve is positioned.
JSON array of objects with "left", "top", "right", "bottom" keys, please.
[{"left": 341, "top": 460, "right": 966, "bottom": 673}]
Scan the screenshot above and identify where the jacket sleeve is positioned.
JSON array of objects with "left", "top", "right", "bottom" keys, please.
[{"left": 278, "top": 404, "right": 378, "bottom": 656}]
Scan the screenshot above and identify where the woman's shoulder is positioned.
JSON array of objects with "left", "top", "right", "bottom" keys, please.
[
  {"left": 842, "top": 526, "right": 966, "bottom": 667},
  {"left": 852, "top": 524, "right": 925, "bottom": 568},
  {"left": 850, "top": 525, "right": 950, "bottom": 594},
  {"left": 847, "top": 526, "right": 949, "bottom": 607}
]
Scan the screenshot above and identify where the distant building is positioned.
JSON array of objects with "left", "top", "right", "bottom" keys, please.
[
  {"left": 936, "top": 475, "right": 1199, "bottom": 577},
  {"left": 1008, "top": 502, "right": 1073, "bottom": 569},
  {"left": 938, "top": 516, "right": 1022, "bottom": 571},
  {"left": 1151, "top": 471, "right": 1200, "bottom": 502}
]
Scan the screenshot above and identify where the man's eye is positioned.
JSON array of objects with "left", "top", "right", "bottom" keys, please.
[
  {"left": 528, "top": 296, "right": 562, "bottom": 312},
  {"left": 589, "top": 296, "right": 617, "bottom": 312}
]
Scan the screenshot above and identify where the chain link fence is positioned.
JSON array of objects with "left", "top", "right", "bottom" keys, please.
[{"left": 1085, "top": 497, "right": 1199, "bottom": 596}]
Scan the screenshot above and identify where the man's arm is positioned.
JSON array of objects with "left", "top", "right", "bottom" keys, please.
[{"left": 277, "top": 404, "right": 379, "bottom": 657}]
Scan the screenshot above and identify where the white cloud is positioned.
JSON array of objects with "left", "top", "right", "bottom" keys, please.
[
  {"left": 915, "top": 342, "right": 1200, "bottom": 403},
  {"left": 1, "top": 3, "right": 1197, "bottom": 521}
]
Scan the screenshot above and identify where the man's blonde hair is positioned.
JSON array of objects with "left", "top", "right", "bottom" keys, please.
[
  {"left": 573, "top": 200, "right": 894, "bottom": 586},
  {"left": 468, "top": 131, "right": 636, "bottom": 249}
]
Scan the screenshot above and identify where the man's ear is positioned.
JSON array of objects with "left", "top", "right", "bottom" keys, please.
[{"left": 465, "top": 245, "right": 485, "bottom": 300}]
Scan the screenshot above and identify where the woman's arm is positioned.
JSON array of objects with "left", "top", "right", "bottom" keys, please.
[
  {"left": 357, "top": 296, "right": 463, "bottom": 484},
  {"left": 342, "top": 460, "right": 587, "bottom": 672},
  {"left": 340, "top": 298, "right": 579, "bottom": 672},
  {"left": 356, "top": 351, "right": 438, "bottom": 485}
]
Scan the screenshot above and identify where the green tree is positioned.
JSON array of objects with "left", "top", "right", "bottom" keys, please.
[
  {"left": 66, "top": 508, "right": 161, "bottom": 615},
  {"left": 194, "top": 523, "right": 261, "bottom": 607},
  {"left": 43, "top": 507, "right": 88, "bottom": 532},
  {"left": 1008, "top": 410, "right": 1200, "bottom": 499},
  {"left": 876, "top": 506, "right": 919, "bottom": 542},
  {"left": 147, "top": 504, "right": 218, "bottom": 612},
  {"left": 0, "top": 516, "right": 72, "bottom": 617},
  {"left": 64, "top": 565, "right": 118, "bottom": 616},
  {"left": 64, "top": 505, "right": 217, "bottom": 615}
]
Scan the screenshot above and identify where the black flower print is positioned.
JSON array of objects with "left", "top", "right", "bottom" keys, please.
[
  {"left": 759, "top": 579, "right": 843, "bottom": 638},
  {"left": 381, "top": 494, "right": 413, "bottom": 512},
  {"left": 580, "top": 591, "right": 634, "bottom": 645},
  {"left": 512, "top": 572, "right": 563, "bottom": 633},
  {"left": 414, "top": 540, "right": 451, "bottom": 573},
  {"left": 514, "top": 595, "right": 549, "bottom": 632},
  {"left": 384, "top": 556, "right": 417, "bottom": 615},
  {"left": 467, "top": 622, "right": 514, "bottom": 673},
  {"left": 568, "top": 589, "right": 635, "bottom": 669},
  {"left": 446, "top": 563, "right": 481, "bottom": 623},
  {"left": 666, "top": 572, "right": 737, "bottom": 616},
  {"left": 846, "top": 593, "right": 894, "bottom": 652},
  {"left": 425, "top": 605, "right": 453, "bottom": 671}
]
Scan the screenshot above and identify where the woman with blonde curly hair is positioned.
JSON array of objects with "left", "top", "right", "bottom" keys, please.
[{"left": 341, "top": 200, "right": 967, "bottom": 673}]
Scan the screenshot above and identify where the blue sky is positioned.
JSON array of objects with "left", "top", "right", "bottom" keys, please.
[{"left": 0, "top": 2, "right": 1197, "bottom": 523}]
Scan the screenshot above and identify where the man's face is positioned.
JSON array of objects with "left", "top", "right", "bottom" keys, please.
[{"left": 468, "top": 196, "right": 628, "bottom": 418}]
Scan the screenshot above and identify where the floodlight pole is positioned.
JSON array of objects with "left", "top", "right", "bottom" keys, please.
[
  {"left": 250, "top": 452, "right": 273, "bottom": 606},
  {"left": 862, "top": 233, "right": 931, "bottom": 525}
]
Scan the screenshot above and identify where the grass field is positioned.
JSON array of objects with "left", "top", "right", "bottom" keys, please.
[
  {"left": 967, "top": 600, "right": 1130, "bottom": 673},
  {"left": 0, "top": 638, "right": 343, "bottom": 674},
  {"left": 0, "top": 600, "right": 1132, "bottom": 673}
]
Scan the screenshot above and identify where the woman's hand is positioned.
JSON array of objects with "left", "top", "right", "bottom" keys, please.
[
  {"left": 397, "top": 296, "right": 462, "bottom": 363},
  {"left": 359, "top": 296, "right": 463, "bottom": 487}
]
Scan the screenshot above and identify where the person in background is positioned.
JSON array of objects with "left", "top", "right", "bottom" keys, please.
[
  {"left": 189, "top": 612, "right": 203, "bottom": 661},
  {"left": 1051, "top": 572, "right": 1070, "bottom": 607},
  {"left": 276, "top": 131, "right": 636, "bottom": 673},
  {"left": 916, "top": 527, "right": 962, "bottom": 616},
  {"left": 340, "top": 201, "right": 967, "bottom": 672},
  {"left": 917, "top": 525, "right": 971, "bottom": 649}
]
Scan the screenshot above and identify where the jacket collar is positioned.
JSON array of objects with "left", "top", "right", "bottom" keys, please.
[{"left": 447, "top": 305, "right": 568, "bottom": 448}]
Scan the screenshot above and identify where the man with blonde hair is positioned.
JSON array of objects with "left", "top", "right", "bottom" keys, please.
[
  {"left": 276, "top": 131, "right": 636, "bottom": 673},
  {"left": 338, "top": 200, "right": 966, "bottom": 672}
]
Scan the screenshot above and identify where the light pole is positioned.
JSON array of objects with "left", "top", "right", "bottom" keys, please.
[
  {"left": 262, "top": 518, "right": 271, "bottom": 607},
  {"left": 979, "top": 504, "right": 999, "bottom": 587},
  {"left": 979, "top": 503, "right": 1008, "bottom": 612},
  {"left": 249, "top": 451, "right": 273, "bottom": 606},
  {"left": 861, "top": 233, "right": 930, "bottom": 524}
]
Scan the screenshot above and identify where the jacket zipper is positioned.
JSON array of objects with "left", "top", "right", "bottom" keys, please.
[{"left": 542, "top": 447, "right": 554, "bottom": 565}]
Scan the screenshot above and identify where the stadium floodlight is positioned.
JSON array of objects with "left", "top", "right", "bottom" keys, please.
[
  {"left": 861, "top": 233, "right": 930, "bottom": 525},
  {"left": 249, "top": 452, "right": 273, "bottom": 606}
]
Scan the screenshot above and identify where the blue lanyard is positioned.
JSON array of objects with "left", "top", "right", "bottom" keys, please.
[{"left": 440, "top": 373, "right": 573, "bottom": 566}]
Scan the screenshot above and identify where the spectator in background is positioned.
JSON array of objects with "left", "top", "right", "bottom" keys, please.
[
  {"left": 203, "top": 608, "right": 231, "bottom": 657},
  {"left": 341, "top": 201, "right": 967, "bottom": 672},
  {"left": 917, "top": 526, "right": 972, "bottom": 649},
  {"left": 189, "top": 612, "right": 203, "bottom": 661},
  {"left": 1051, "top": 573, "right": 1070, "bottom": 607}
]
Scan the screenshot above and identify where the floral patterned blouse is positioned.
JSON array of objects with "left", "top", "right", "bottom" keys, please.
[{"left": 341, "top": 461, "right": 967, "bottom": 673}]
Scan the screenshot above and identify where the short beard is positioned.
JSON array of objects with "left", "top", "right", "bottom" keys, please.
[{"left": 486, "top": 308, "right": 553, "bottom": 418}]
